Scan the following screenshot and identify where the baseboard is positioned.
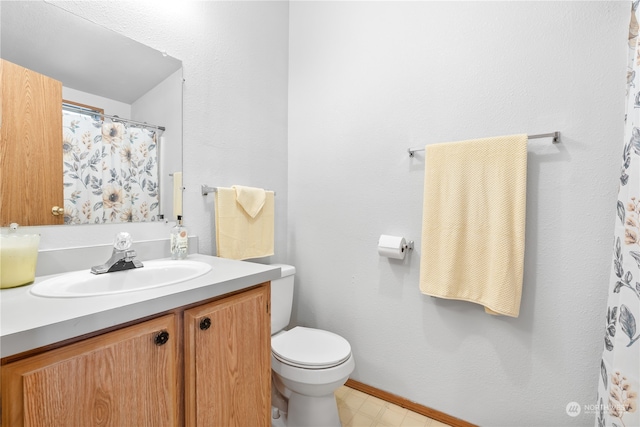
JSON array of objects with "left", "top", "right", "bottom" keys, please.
[{"left": 345, "top": 379, "right": 477, "bottom": 427}]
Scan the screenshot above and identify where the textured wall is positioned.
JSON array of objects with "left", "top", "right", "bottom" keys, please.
[{"left": 287, "top": 2, "right": 629, "bottom": 425}]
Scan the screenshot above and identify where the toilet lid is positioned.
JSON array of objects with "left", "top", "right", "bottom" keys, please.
[{"left": 271, "top": 327, "right": 351, "bottom": 369}]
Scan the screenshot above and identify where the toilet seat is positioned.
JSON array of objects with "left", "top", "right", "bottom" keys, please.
[{"left": 271, "top": 326, "right": 351, "bottom": 369}]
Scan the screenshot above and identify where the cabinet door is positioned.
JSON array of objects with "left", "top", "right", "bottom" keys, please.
[
  {"left": 184, "top": 284, "right": 271, "bottom": 427},
  {"left": 1, "top": 314, "right": 179, "bottom": 427},
  {"left": 0, "top": 59, "right": 63, "bottom": 226}
]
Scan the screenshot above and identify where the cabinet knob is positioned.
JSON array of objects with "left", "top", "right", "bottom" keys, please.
[
  {"left": 199, "top": 317, "right": 211, "bottom": 330},
  {"left": 51, "top": 206, "right": 65, "bottom": 216},
  {"left": 154, "top": 330, "right": 170, "bottom": 346}
]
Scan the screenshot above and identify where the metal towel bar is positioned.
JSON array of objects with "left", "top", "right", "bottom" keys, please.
[
  {"left": 407, "top": 131, "right": 560, "bottom": 157},
  {"left": 201, "top": 185, "right": 276, "bottom": 196}
]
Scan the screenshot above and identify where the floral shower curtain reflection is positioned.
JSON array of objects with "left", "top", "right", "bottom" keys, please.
[
  {"left": 62, "top": 110, "right": 161, "bottom": 224},
  {"left": 596, "top": 4, "right": 640, "bottom": 427}
]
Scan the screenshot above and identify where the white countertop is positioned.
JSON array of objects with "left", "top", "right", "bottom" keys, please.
[{"left": 0, "top": 254, "right": 280, "bottom": 358}]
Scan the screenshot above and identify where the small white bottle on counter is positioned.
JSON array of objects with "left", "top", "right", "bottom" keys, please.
[{"left": 170, "top": 215, "right": 188, "bottom": 260}]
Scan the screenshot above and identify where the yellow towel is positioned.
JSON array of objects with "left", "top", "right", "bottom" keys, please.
[
  {"left": 215, "top": 187, "right": 274, "bottom": 260},
  {"left": 232, "top": 185, "right": 266, "bottom": 218},
  {"left": 419, "top": 134, "right": 527, "bottom": 317}
]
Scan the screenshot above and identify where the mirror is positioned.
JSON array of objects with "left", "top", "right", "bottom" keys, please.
[{"left": 0, "top": 1, "right": 183, "bottom": 225}]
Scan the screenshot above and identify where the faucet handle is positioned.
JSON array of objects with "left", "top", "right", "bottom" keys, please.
[
  {"left": 113, "top": 232, "right": 133, "bottom": 251},
  {"left": 124, "top": 249, "right": 137, "bottom": 262}
]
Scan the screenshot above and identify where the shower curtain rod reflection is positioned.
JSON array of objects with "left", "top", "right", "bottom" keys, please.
[
  {"left": 407, "top": 131, "right": 560, "bottom": 157},
  {"left": 62, "top": 103, "right": 166, "bottom": 132}
]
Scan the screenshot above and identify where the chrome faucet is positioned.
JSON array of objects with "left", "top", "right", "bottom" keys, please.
[{"left": 91, "top": 232, "right": 144, "bottom": 274}]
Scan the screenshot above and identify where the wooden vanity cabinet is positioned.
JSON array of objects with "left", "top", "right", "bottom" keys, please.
[
  {"left": 184, "top": 285, "right": 271, "bottom": 426},
  {"left": 1, "top": 314, "right": 179, "bottom": 427},
  {"left": 0, "top": 283, "right": 271, "bottom": 427}
]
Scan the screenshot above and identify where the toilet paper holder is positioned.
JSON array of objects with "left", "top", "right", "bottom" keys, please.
[{"left": 378, "top": 235, "right": 414, "bottom": 260}]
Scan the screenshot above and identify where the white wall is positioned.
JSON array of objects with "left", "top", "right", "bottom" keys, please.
[
  {"left": 62, "top": 86, "right": 132, "bottom": 117},
  {"left": 288, "top": 1, "right": 629, "bottom": 426},
  {"left": 132, "top": 69, "right": 184, "bottom": 219},
  {"left": 32, "top": 1, "right": 289, "bottom": 262}
]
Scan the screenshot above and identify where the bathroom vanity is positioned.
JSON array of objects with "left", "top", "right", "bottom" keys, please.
[{"left": 0, "top": 254, "right": 279, "bottom": 426}]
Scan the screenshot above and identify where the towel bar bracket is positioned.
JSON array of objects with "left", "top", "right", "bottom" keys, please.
[
  {"left": 530, "top": 131, "right": 561, "bottom": 144},
  {"left": 201, "top": 185, "right": 217, "bottom": 196}
]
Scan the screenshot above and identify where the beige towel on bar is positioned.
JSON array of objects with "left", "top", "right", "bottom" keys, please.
[
  {"left": 215, "top": 187, "right": 274, "bottom": 260},
  {"left": 232, "top": 185, "right": 266, "bottom": 218},
  {"left": 419, "top": 134, "right": 527, "bottom": 317}
]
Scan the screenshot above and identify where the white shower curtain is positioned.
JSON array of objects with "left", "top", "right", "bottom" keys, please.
[
  {"left": 596, "top": 4, "right": 640, "bottom": 427},
  {"left": 62, "top": 110, "right": 161, "bottom": 224}
]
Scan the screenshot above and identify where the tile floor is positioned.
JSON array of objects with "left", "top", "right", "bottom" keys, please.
[{"left": 335, "top": 386, "right": 451, "bottom": 427}]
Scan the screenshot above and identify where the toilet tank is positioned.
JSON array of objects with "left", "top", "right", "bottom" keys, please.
[{"left": 270, "top": 264, "right": 295, "bottom": 334}]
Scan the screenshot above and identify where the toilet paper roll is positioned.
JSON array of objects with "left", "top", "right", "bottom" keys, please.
[{"left": 378, "top": 235, "right": 406, "bottom": 260}]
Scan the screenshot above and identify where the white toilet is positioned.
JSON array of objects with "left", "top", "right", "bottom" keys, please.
[{"left": 270, "top": 264, "right": 355, "bottom": 427}]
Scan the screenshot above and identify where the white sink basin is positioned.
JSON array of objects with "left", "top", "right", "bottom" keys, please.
[{"left": 30, "top": 260, "right": 212, "bottom": 298}]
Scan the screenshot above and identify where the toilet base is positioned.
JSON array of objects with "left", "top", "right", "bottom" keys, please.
[
  {"left": 271, "top": 352, "right": 354, "bottom": 427},
  {"left": 278, "top": 391, "right": 341, "bottom": 427},
  {"left": 271, "top": 408, "right": 287, "bottom": 427}
]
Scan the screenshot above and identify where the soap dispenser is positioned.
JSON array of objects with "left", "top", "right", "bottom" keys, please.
[{"left": 170, "top": 216, "right": 188, "bottom": 260}]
